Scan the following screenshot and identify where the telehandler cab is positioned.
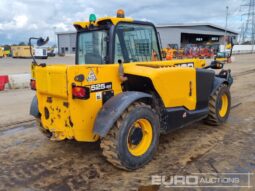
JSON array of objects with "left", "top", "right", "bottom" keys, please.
[{"left": 30, "top": 10, "right": 233, "bottom": 170}]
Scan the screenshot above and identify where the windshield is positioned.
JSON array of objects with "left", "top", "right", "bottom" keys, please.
[
  {"left": 114, "top": 23, "right": 160, "bottom": 63},
  {"left": 77, "top": 30, "right": 107, "bottom": 64}
]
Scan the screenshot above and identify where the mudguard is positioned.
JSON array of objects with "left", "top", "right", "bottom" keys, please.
[
  {"left": 211, "top": 77, "right": 227, "bottom": 95},
  {"left": 30, "top": 96, "right": 40, "bottom": 118},
  {"left": 211, "top": 69, "right": 233, "bottom": 95},
  {"left": 93, "top": 91, "right": 152, "bottom": 137},
  {"left": 218, "top": 69, "right": 233, "bottom": 86}
]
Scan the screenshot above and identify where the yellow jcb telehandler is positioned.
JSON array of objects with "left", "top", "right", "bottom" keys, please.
[{"left": 30, "top": 10, "right": 233, "bottom": 170}]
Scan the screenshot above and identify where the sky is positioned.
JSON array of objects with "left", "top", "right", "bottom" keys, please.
[{"left": 0, "top": 0, "right": 246, "bottom": 45}]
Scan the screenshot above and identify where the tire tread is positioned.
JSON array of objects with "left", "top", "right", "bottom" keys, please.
[
  {"left": 205, "top": 84, "right": 229, "bottom": 126},
  {"left": 100, "top": 102, "right": 152, "bottom": 170}
]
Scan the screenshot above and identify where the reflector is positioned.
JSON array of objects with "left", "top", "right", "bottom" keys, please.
[{"left": 30, "top": 79, "right": 36, "bottom": 90}]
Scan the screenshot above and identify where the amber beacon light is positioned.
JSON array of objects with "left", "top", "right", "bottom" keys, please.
[{"left": 117, "top": 9, "right": 125, "bottom": 18}]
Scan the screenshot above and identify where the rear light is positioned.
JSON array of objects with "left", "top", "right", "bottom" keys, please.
[
  {"left": 72, "top": 85, "right": 90, "bottom": 99},
  {"left": 30, "top": 79, "right": 36, "bottom": 90}
]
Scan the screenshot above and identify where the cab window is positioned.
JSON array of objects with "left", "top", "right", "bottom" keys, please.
[
  {"left": 77, "top": 30, "right": 107, "bottom": 64},
  {"left": 114, "top": 23, "right": 160, "bottom": 63}
]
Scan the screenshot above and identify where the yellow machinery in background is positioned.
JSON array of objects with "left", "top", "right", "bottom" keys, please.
[
  {"left": 0, "top": 47, "right": 4, "bottom": 58},
  {"left": 4, "top": 50, "right": 11, "bottom": 57},
  {"left": 11, "top": 46, "right": 32, "bottom": 58},
  {"left": 162, "top": 47, "right": 174, "bottom": 60},
  {"left": 215, "top": 36, "right": 234, "bottom": 63},
  {"left": 167, "top": 44, "right": 185, "bottom": 59},
  {"left": 30, "top": 10, "right": 233, "bottom": 170}
]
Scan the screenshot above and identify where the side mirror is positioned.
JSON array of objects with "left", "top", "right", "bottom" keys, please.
[
  {"left": 37, "top": 37, "right": 49, "bottom": 46},
  {"left": 29, "top": 36, "right": 49, "bottom": 65},
  {"left": 208, "top": 61, "right": 224, "bottom": 69}
]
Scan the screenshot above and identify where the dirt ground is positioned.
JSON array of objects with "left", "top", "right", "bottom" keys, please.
[
  {"left": 0, "top": 54, "right": 255, "bottom": 191},
  {"left": 0, "top": 89, "right": 34, "bottom": 127}
]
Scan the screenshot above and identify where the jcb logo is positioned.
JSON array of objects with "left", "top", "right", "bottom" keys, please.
[{"left": 175, "top": 62, "right": 194, "bottom": 68}]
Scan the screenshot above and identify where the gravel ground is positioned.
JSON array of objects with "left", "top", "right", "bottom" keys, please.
[
  {"left": 0, "top": 55, "right": 75, "bottom": 75},
  {"left": 0, "top": 54, "right": 254, "bottom": 191},
  {"left": 0, "top": 54, "right": 254, "bottom": 75}
]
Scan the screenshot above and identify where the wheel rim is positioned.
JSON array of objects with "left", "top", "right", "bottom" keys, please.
[
  {"left": 127, "top": 118, "right": 153, "bottom": 156},
  {"left": 219, "top": 93, "right": 228, "bottom": 117}
]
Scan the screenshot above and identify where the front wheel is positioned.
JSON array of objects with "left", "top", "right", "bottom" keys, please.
[
  {"left": 100, "top": 102, "right": 160, "bottom": 170},
  {"left": 205, "top": 84, "right": 231, "bottom": 125}
]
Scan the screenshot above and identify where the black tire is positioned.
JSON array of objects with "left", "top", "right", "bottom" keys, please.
[
  {"left": 100, "top": 102, "right": 160, "bottom": 170},
  {"left": 205, "top": 84, "right": 231, "bottom": 125},
  {"left": 35, "top": 118, "right": 52, "bottom": 138}
]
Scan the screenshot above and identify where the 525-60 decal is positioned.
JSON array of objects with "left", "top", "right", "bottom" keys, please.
[{"left": 90, "top": 82, "right": 112, "bottom": 92}]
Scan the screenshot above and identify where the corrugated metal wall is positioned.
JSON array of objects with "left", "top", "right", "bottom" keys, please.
[
  {"left": 157, "top": 26, "right": 237, "bottom": 48},
  {"left": 58, "top": 33, "right": 76, "bottom": 54},
  {"left": 57, "top": 25, "right": 237, "bottom": 54},
  {"left": 157, "top": 28, "right": 181, "bottom": 48}
]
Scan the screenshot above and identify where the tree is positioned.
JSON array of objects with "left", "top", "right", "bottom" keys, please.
[{"left": 3, "top": 45, "right": 11, "bottom": 51}]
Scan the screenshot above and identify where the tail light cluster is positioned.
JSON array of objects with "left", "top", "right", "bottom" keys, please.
[
  {"left": 30, "top": 79, "right": 36, "bottom": 90},
  {"left": 72, "top": 85, "right": 90, "bottom": 99},
  {"left": 30, "top": 79, "right": 90, "bottom": 100}
]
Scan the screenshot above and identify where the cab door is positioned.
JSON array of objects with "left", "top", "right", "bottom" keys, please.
[{"left": 113, "top": 22, "right": 162, "bottom": 63}]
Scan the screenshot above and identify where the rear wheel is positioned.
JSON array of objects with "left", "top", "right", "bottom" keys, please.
[
  {"left": 100, "top": 102, "right": 160, "bottom": 170},
  {"left": 205, "top": 84, "right": 231, "bottom": 125}
]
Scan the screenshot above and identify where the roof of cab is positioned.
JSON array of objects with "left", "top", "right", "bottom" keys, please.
[{"left": 73, "top": 16, "right": 133, "bottom": 29}]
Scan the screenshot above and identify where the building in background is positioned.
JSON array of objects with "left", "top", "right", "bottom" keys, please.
[
  {"left": 56, "top": 23, "right": 238, "bottom": 55},
  {"left": 57, "top": 31, "right": 76, "bottom": 55},
  {"left": 157, "top": 23, "right": 238, "bottom": 48}
]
